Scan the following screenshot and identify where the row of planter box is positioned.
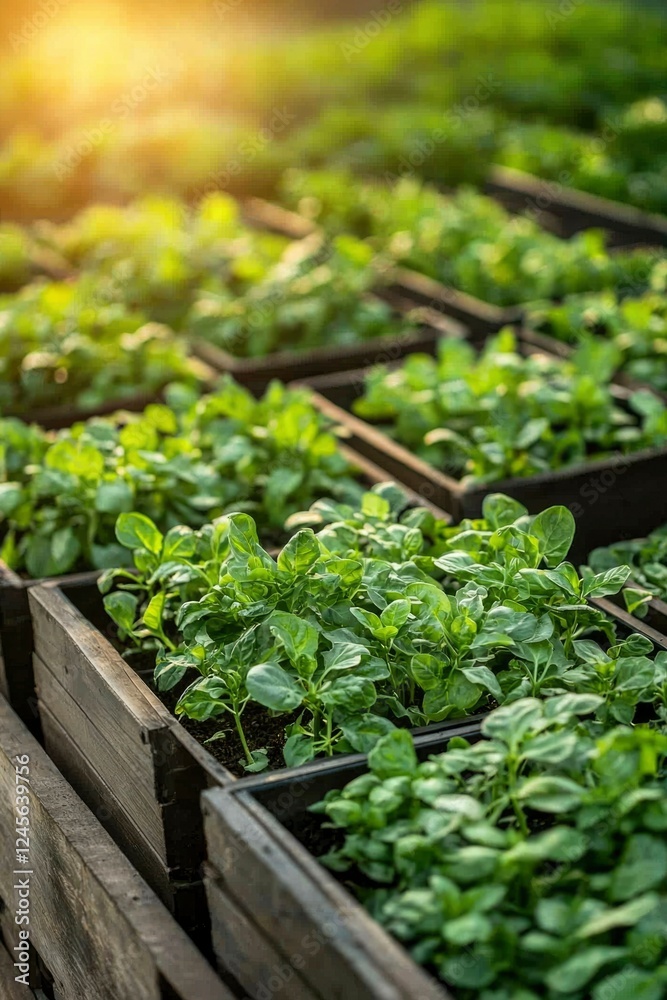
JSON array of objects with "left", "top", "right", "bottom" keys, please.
[
  {"left": 2, "top": 175, "right": 667, "bottom": 998},
  {"left": 9, "top": 579, "right": 667, "bottom": 1000}
]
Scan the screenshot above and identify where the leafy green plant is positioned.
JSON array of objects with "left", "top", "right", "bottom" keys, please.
[
  {"left": 38, "top": 193, "right": 288, "bottom": 328},
  {"left": 102, "top": 490, "right": 638, "bottom": 772},
  {"left": 0, "top": 277, "right": 203, "bottom": 414},
  {"left": 497, "top": 99, "right": 667, "bottom": 216},
  {"left": 527, "top": 289, "right": 667, "bottom": 395},
  {"left": 187, "top": 233, "right": 416, "bottom": 357},
  {"left": 280, "top": 170, "right": 660, "bottom": 307},
  {"left": 586, "top": 525, "right": 667, "bottom": 619},
  {"left": 0, "top": 224, "right": 32, "bottom": 291},
  {"left": 0, "top": 376, "right": 361, "bottom": 578},
  {"left": 313, "top": 697, "right": 667, "bottom": 999},
  {"left": 353, "top": 329, "right": 667, "bottom": 486}
]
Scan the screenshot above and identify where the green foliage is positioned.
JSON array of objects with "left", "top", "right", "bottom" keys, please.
[
  {"left": 38, "top": 193, "right": 287, "bottom": 327},
  {"left": 587, "top": 524, "right": 667, "bottom": 618},
  {"left": 313, "top": 699, "right": 667, "bottom": 999},
  {"left": 0, "top": 278, "right": 201, "bottom": 415},
  {"left": 497, "top": 98, "right": 667, "bottom": 215},
  {"left": 0, "top": 225, "right": 32, "bottom": 291},
  {"left": 280, "top": 171, "right": 661, "bottom": 306},
  {"left": 275, "top": 105, "right": 497, "bottom": 189},
  {"left": 101, "top": 488, "right": 645, "bottom": 772},
  {"left": 0, "top": 377, "right": 361, "bottom": 578},
  {"left": 354, "top": 329, "right": 667, "bottom": 486},
  {"left": 187, "top": 234, "right": 416, "bottom": 357},
  {"left": 528, "top": 288, "right": 667, "bottom": 395}
]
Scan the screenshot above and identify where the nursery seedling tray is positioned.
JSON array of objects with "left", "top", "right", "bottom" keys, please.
[
  {"left": 0, "top": 694, "right": 233, "bottom": 1000},
  {"left": 486, "top": 164, "right": 667, "bottom": 248},
  {"left": 300, "top": 356, "right": 667, "bottom": 563}
]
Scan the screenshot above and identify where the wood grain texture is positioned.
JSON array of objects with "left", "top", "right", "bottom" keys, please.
[
  {"left": 0, "top": 695, "right": 233, "bottom": 1000},
  {"left": 203, "top": 790, "right": 450, "bottom": 1000},
  {"left": 205, "top": 876, "right": 320, "bottom": 1000},
  {"left": 0, "top": 940, "right": 39, "bottom": 998}
]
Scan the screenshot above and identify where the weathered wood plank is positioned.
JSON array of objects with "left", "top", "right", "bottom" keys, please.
[
  {"left": 0, "top": 940, "right": 39, "bottom": 999},
  {"left": 0, "top": 695, "right": 233, "bottom": 1000},
  {"left": 203, "top": 790, "right": 449, "bottom": 1000},
  {"left": 205, "top": 876, "right": 320, "bottom": 1000},
  {"left": 37, "top": 697, "right": 171, "bottom": 903}
]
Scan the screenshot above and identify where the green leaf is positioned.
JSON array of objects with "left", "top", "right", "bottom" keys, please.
[
  {"left": 361, "top": 492, "right": 391, "bottom": 519},
  {"left": 95, "top": 481, "right": 134, "bottom": 515},
  {"left": 115, "top": 512, "right": 164, "bottom": 555},
  {"left": 243, "top": 748, "right": 270, "bottom": 773},
  {"left": 50, "top": 526, "right": 81, "bottom": 574},
  {"left": 339, "top": 714, "right": 396, "bottom": 753},
  {"left": 575, "top": 894, "right": 660, "bottom": 938},
  {"left": 546, "top": 947, "right": 627, "bottom": 993},
  {"left": 380, "top": 599, "right": 410, "bottom": 629},
  {"left": 103, "top": 591, "right": 138, "bottom": 633},
  {"left": 518, "top": 775, "right": 584, "bottom": 812},
  {"left": 163, "top": 525, "right": 198, "bottom": 561},
  {"left": 531, "top": 506, "right": 575, "bottom": 566},
  {"left": 268, "top": 611, "right": 319, "bottom": 669},
  {"left": 0, "top": 482, "right": 23, "bottom": 515},
  {"left": 246, "top": 662, "right": 304, "bottom": 712},
  {"left": 321, "top": 675, "right": 376, "bottom": 712},
  {"left": 482, "top": 493, "right": 528, "bottom": 529},
  {"left": 582, "top": 565, "right": 632, "bottom": 598},
  {"left": 277, "top": 530, "right": 321, "bottom": 575},
  {"left": 368, "top": 730, "right": 418, "bottom": 779},
  {"left": 283, "top": 734, "right": 316, "bottom": 768},
  {"left": 143, "top": 591, "right": 167, "bottom": 633},
  {"left": 610, "top": 834, "right": 667, "bottom": 901}
]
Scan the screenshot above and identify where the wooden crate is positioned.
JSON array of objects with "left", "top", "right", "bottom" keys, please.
[
  {"left": 0, "top": 694, "right": 233, "bottom": 1000},
  {"left": 193, "top": 295, "right": 467, "bottom": 396},
  {"left": 200, "top": 723, "right": 484, "bottom": 1000},
  {"left": 300, "top": 359, "right": 667, "bottom": 564},
  {"left": 27, "top": 450, "right": 451, "bottom": 949}
]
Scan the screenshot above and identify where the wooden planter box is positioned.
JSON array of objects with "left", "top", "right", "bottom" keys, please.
[
  {"left": 25, "top": 453, "right": 450, "bottom": 949},
  {"left": 193, "top": 295, "right": 466, "bottom": 395},
  {"left": 0, "top": 693, "right": 233, "bottom": 1000},
  {"left": 243, "top": 197, "right": 522, "bottom": 337},
  {"left": 301, "top": 360, "right": 667, "bottom": 563},
  {"left": 200, "top": 587, "right": 667, "bottom": 1000},
  {"left": 486, "top": 164, "right": 667, "bottom": 248},
  {"left": 200, "top": 719, "right": 482, "bottom": 1000},
  {"left": 0, "top": 444, "right": 439, "bottom": 733}
]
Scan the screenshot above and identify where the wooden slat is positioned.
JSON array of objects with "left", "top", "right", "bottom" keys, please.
[
  {"left": 37, "top": 695, "right": 171, "bottom": 903},
  {"left": 0, "top": 696, "right": 233, "bottom": 1000},
  {"left": 0, "top": 562, "right": 36, "bottom": 732},
  {"left": 203, "top": 791, "right": 449, "bottom": 1000},
  {"left": 29, "top": 589, "right": 168, "bottom": 859},
  {"left": 205, "top": 876, "right": 320, "bottom": 1000}
]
